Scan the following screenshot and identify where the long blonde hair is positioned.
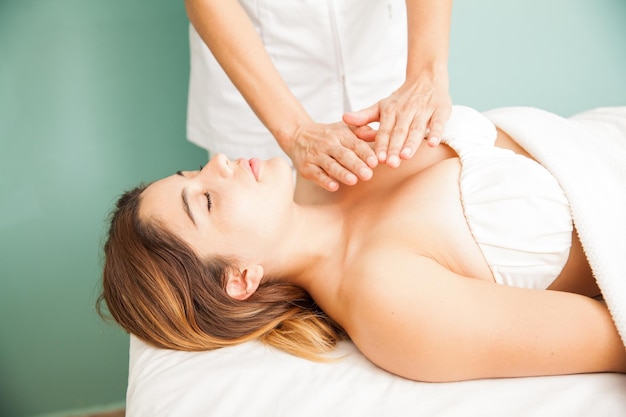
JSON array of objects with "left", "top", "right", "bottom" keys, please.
[{"left": 97, "top": 185, "right": 345, "bottom": 360}]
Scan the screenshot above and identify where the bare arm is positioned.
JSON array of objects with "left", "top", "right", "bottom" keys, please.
[
  {"left": 344, "top": 0, "right": 453, "bottom": 167},
  {"left": 185, "top": 0, "right": 308, "bottom": 147},
  {"left": 344, "top": 250, "right": 626, "bottom": 382},
  {"left": 185, "top": 0, "right": 376, "bottom": 190}
]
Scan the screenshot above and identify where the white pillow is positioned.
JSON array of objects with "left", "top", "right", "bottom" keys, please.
[{"left": 127, "top": 335, "right": 626, "bottom": 417}]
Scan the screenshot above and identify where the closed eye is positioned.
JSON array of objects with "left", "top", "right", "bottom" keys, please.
[{"left": 205, "top": 192, "right": 212, "bottom": 211}]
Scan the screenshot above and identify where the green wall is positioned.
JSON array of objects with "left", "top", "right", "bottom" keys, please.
[
  {"left": 0, "top": 1, "right": 206, "bottom": 416},
  {"left": 450, "top": 0, "right": 626, "bottom": 114},
  {"left": 0, "top": 1, "right": 623, "bottom": 416}
]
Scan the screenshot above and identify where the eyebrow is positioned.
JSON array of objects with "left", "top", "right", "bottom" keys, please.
[
  {"left": 181, "top": 189, "right": 196, "bottom": 226},
  {"left": 176, "top": 171, "right": 196, "bottom": 226}
]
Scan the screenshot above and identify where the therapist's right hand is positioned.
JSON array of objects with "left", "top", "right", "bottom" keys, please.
[{"left": 286, "top": 121, "right": 378, "bottom": 192}]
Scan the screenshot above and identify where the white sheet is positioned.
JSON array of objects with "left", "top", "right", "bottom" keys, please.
[
  {"left": 485, "top": 106, "right": 626, "bottom": 347},
  {"left": 127, "top": 335, "right": 626, "bottom": 417}
]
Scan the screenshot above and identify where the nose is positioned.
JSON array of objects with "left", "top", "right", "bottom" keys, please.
[{"left": 205, "top": 153, "right": 233, "bottom": 177}]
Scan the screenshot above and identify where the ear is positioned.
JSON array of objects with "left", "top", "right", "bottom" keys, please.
[{"left": 225, "top": 265, "right": 264, "bottom": 301}]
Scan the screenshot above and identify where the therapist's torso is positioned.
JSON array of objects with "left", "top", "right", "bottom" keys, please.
[{"left": 187, "top": 0, "right": 408, "bottom": 159}]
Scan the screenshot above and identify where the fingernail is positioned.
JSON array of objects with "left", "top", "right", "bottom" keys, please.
[
  {"left": 401, "top": 147, "right": 412, "bottom": 158},
  {"left": 429, "top": 137, "right": 440, "bottom": 146},
  {"left": 345, "top": 173, "right": 358, "bottom": 184},
  {"left": 366, "top": 156, "right": 378, "bottom": 168},
  {"left": 378, "top": 151, "right": 387, "bottom": 162},
  {"left": 328, "top": 181, "right": 339, "bottom": 191},
  {"left": 359, "top": 167, "right": 372, "bottom": 180},
  {"left": 387, "top": 155, "right": 400, "bottom": 167}
]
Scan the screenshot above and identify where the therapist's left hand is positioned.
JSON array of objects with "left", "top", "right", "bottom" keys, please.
[{"left": 343, "top": 75, "right": 452, "bottom": 168}]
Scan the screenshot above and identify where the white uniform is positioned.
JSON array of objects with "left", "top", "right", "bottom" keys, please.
[{"left": 186, "top": 0, "right": 408, "bottom": 159}]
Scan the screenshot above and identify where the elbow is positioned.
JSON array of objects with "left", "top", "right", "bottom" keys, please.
[{"left": 352, "top": 334, "right": 471, "bottom": 383}]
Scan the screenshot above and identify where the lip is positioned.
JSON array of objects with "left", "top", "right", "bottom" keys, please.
[
  {"left": 238, "top": 158, "right": 260, "bottom": 181},
  {"left": 249, "top": 158, "right": 261, "bottom": 181}
]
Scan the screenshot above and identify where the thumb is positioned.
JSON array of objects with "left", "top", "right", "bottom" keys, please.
[{"left": 343, "top": 103, "right": 380, "bottom": 127}]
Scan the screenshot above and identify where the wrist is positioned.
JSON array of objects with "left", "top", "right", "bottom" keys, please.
[
  {"left": 405, "top": 60, "right": 449, "bottom": 85},
  {"left": 272, "top": 112, "right": 312, "bottom": 157}
]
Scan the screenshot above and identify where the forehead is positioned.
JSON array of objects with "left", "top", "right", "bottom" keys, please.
[{"left": 139, "top": 174, "right": 185, "bottom": 222}]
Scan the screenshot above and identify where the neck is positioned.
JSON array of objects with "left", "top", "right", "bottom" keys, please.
[{"left": 264, "top": 201, "right": 348, "bottom": 292}]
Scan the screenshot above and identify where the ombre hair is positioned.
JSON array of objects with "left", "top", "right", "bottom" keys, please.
[{"left": 97, "top": 185, "right": 345, "bottom": 360}]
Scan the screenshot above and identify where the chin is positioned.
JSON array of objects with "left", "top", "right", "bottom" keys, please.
[
  {"left": 269, "top": 155, "right": 292, "bottom": 168},
  {"left": 266, "top": 156, "right": 294, "bottom": 176},
  {"left": 268, "top": 156, "right": 296, "bottom": 193}
]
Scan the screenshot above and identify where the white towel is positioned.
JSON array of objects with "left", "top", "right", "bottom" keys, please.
[{"left": 484, "top": 106, "right": 626, "bottom": 347}]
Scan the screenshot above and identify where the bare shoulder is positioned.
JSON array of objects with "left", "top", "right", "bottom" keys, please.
[{"left": 337, "top": 246, "right": 445, "bottom": 338}]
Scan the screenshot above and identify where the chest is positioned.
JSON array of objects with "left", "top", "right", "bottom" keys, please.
[{"left": 349, "top": 158, "right": 493, "bottom": 281}]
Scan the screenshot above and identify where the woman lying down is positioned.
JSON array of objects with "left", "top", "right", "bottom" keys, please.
[{"left": 99, "top": 105, "right": 626, "bottom": 382}]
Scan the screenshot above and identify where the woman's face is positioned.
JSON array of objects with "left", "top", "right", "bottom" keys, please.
[{"left": 139, "top": 154, "right": 295, "bottom": 260}]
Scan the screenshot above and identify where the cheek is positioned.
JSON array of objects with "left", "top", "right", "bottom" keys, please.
[
  {"left": 214, "top": 201, "right": 261, "bottom": 238},
  {"left": 224, "top": 200, "right": 279, "bottom": 241},
  {"left": 215, "top": 179, "right": 290, "bottom": 241}
]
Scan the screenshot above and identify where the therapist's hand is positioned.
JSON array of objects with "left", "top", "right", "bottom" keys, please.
[
  {"left": 343, "top": 76, "right": 452, "bottom": 168},
  {"left": 286, "top": 121, "right": 378, "bottom": 192}
]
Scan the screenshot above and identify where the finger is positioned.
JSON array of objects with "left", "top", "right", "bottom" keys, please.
[
  {"left": 400, "top": 123, "right": 427, "bottom": 160},
  {"left": 426, "top": 108, "right": 451, "bottom": 147},
  {"left": 352, "top": 124, "right": 377, "bottom": 142},
  {"left": 319, "top": 148, "right": 366, "bottom": 185},
  {"left": 397, "top": 113, "right": 429, "bottom": 162},
  {"left": 374, "top": 112, "right": 396, "bottom": 163},
  {"left": 327, "top": 145, "right": 373, "bottom": 182},
  {"left": 302, "top": 163, "right": 340, "bottom": 192},
  {"left": 386, "top": 114, "right": 415, "bottom": 168},
  {"left": 343, "top": 135, "right": 378, "bottom": 172},
  {"left": 343, "top": 103, "right": 380, "bottom": 127}
]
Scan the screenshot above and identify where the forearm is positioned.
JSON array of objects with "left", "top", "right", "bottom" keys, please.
[
  {"left": 185, "top": 0, "right": 310, "bottom": 152},
  {"left": 404, "top": 0, "right": 452, "bottom": 82}
]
